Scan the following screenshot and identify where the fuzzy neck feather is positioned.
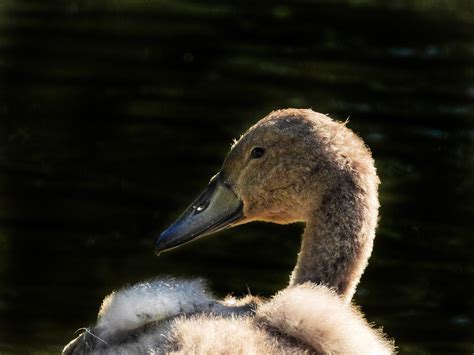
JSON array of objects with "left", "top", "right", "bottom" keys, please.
[{"left": 290, "top": 170, "right": 379, "bottom": 302}]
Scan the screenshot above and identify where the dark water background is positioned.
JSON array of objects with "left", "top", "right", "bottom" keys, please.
[{"left": 0, "top": 0, "right": 473, "bottom": 353}]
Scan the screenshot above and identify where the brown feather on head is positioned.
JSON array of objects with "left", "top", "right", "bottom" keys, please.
[{"left": 221, "top": 109, "right": 377, "bottom": 228}]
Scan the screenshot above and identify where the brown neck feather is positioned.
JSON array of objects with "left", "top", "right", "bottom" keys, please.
[{"left": 289, "top": 173, "right": 379, "bottom": 303}]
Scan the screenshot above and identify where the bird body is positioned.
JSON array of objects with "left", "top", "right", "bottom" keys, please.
[
  {"left": 66, "top": 279, "right": 392, "bottom": 354},
  {"left": 63, "top": 109, "right": 395, "bottom": 354}
]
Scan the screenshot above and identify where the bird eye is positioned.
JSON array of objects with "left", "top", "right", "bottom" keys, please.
[{"left": 250, "top": 147, "right": 265, "bottom": 159}]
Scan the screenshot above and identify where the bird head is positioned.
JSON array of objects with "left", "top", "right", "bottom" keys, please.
[{"left": 154, "top": 109, "right": 373, "bottom": 254}]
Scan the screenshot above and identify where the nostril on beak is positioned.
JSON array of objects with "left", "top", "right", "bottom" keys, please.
[{"left": 193, "top": 200, "right": 209, "bottom": 215}]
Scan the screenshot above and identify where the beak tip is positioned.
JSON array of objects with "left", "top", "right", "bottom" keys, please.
[
  {"left": 154, "top": 232, "right": 168, "bottom": 255},
  {"left": 154, "top": 226, "right": 182, "bottom": 255},
  {"left": 153, "top": 231, "right": 167, "bottom": 256},
  {"left": 153, "top": 174, "right": 243, "bottom": 256}
]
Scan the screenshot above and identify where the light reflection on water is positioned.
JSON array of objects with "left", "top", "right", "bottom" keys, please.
[{"left": 0, "top": 0, "right": 473, "bottom": 353}]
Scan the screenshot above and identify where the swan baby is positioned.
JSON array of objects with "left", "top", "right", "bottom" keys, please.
[{"left": 63, "top": 108, "right": 395, "bottom": 354}]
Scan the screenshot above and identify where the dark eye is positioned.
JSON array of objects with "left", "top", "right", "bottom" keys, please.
[{"left": 250, "top": 147, "right": 265, "bottom": 159}]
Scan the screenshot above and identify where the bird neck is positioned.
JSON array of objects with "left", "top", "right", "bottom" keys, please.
[{"left": 289, "top": 175, "right": 379, "bottom": 302}]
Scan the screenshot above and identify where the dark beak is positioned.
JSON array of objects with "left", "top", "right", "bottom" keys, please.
[{"left": 155, "top": 173, "right": 243, "bottom": 254}]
